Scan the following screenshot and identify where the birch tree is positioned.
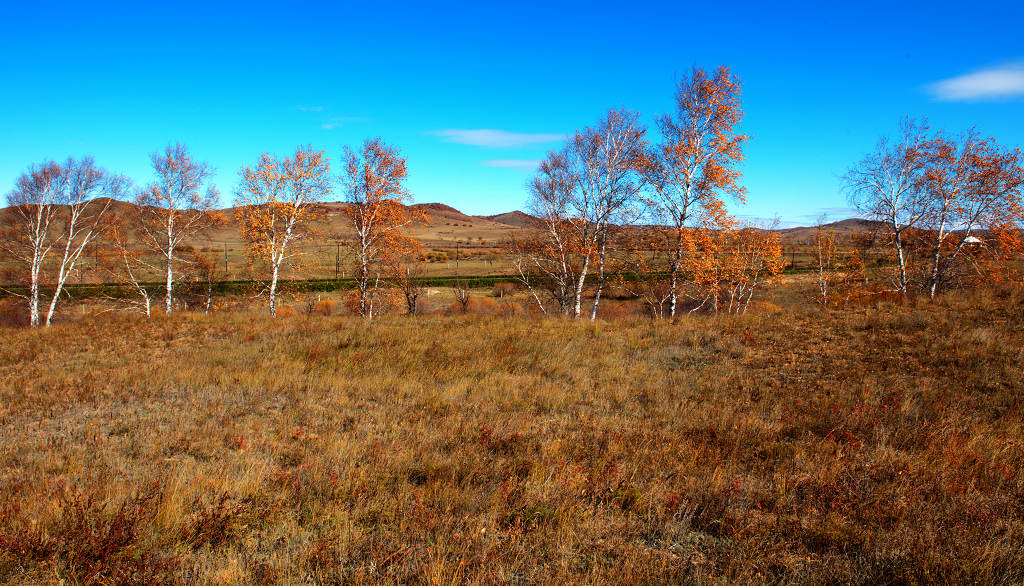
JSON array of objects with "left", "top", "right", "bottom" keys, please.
[
  {"left": 135, "top": 143, "right": 220, "bottom": 313},
  {"left": 510, "top": 150, "right": 580, "bottom": 315},
  {"left": 2, "top": 162, "right": 62, "bottom": 327},
  {"left": 1, "top": 157, "right": 127, "bottom": 326},
  {"left": 716, "top": 224, "right": 784, "bottom": 314},
  {"left": 105, "top": 224, "right": 155, "bottom": 317},
  {"left": 340, "top": 138, "right": 420, "bottom": 319},
  {"left": 647, "top": 65, "right": 748, "bottom": 317},
  {"left": 564, "top": 108, "right": 648, "bottom": 320},
  {"left": 179, "top": 249, "right": 226, "bottom": 315},
  {"left": 390, "top": 254, "right": 426, "bottom": 315},
  {"left": 237, "top": 146, "right": 331, "bottom": 316},
  {"left": 843, "top": 119, "right": 930, "bottom": 294},
  {"left": 920, "top": 130, "right": 1024, "bottom": 297},
  {"left": 812, "top": 217, "right": 840, "bottom": 307}
]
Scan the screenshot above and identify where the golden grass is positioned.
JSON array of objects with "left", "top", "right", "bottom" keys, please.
[{"left": 1, "top": 288, "right": 1023, "bottom": 583}]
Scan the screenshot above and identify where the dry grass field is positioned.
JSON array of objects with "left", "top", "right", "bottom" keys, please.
[{"left": 1, "top": 284, "right": 1023, "bottom": 584}]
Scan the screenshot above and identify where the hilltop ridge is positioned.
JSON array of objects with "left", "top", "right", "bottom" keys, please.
[{"left": 1, "top": 198, "right": 876, "bottom": 249}]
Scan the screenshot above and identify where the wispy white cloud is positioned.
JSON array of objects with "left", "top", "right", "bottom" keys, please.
[
  {"left": 431, "top": 129, "right": 566, "bottom": 148},
  {"left": 927, "top": 61, "right": 1024, "bottom": 101},
  {"left": 479, "top": 158, "right": 540, "bottom": 170},
  {"left": 321, "top": 116, "right": 370, "bottom": 130},
  {"left": 296, "top": 106, "right": 369, "bottom": 128}
]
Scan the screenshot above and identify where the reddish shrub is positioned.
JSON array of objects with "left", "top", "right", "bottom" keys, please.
[
  {"left": 181, "top": 493, "right": 257, "bottom": 550},
  {"left": 343, "top": 289, "right": 400, "bottom": 316},
  {"left": 499, "top": 301, "right": 525, "bottom": 317},
  {"left": 0, "top": 492, "right": 179, "bottom": 585},
  {"left": 595, "top": 301, "right": 641, "bottom": 320},
  {"left": 0, "top": 299, "right": 27, "bottom": 328},
  {"left": 492, "top": 282, "right": 517, "bottom": 298},
  {"left": 468, "top": 297, "right": 500, "bottom": 315},
  {"left": 313, "top": 299, "right": 337, "bottom": 315}
]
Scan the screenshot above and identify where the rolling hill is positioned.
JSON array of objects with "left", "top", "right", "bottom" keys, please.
[
  {"left": 777, "top": 218, "right": 885, "bottom": 243},
  {"left": 2, "top": 198, "right": 880, "bottom": 251}
]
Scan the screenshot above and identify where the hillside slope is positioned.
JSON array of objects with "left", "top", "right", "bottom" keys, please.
[{"left": 0, "top": 199, "right": 877, "bottom": 249}]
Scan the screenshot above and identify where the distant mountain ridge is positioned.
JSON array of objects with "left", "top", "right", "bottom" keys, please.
[{"left": 1, "top": 198, "right": 876, "bottom": 248}]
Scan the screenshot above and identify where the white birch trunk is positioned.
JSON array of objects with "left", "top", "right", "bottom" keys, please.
[
  {"left": 165, "top": 212, "right": 175, "bottom": 313},
  {"left": 589, "top": 231, "right": 608, "bottom": 321},
  {"left": 269, "top": 260, "right": 279, "bottom": 317},
  {"left": 28, "top": 261, "right": 40, "bottom": 328}
]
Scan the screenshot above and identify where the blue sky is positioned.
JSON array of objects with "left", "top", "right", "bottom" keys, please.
[{"left": 1, "top": 1, "right": 1022, "bottom": 226}]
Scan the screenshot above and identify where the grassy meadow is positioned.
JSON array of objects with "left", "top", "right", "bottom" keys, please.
[{"left": 1, "top": 283, "right": 1023, "bottom": 584}]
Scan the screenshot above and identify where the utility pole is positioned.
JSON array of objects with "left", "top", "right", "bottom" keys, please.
[
  {"left": 223, "top": 242, "right": 228, "bottom": 275},
  {"left": 335, "top": 242, "right": 340, "bottom": 280}
]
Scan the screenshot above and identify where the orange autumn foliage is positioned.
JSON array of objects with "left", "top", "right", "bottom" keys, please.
[
  {"left": 646, "top": 65, "right": 750, "bottom": 317},
  {"left": 679, "top": 225, "right": 784, "bottom": 314},
  {"left": 918, "top": 131, "right": 1024, "bottom": 297},
  {"left": 236, "top": 146, "right": 331, "bottom": 316},
  {"left": 340, "top": 138, "right": 424, "bottom": 318}
]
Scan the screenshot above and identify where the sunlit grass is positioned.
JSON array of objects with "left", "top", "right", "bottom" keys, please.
[{"left": 1, "top": 287, "right": 1023, "bottom": 583}]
